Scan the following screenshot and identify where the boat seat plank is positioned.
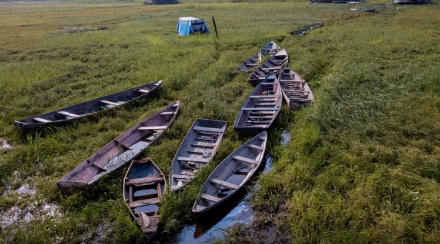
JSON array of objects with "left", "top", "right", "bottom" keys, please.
[
  {"left": 58, "top": 111, "right": 80, "bottom": 118},
  {"left": 193, "top": 126, "right": 224, "bottom": 133},
  {"left": 246, "top": 121, "right": 271, "bottom": 124},
  {"left": 201, "top": 194, "right": 221, "bottom": 203},
  {"left": 233, "top": 155, "right": 258, "bottom": 165},
  {"left": 211, "top": 178, "right": 239, "bottom": 190},
  {"left": 195, "top": 205, "right": 206, "bottom": 211},
  {"left": 125, "top": 176, "right": 164, "bottom": 186},
  {"left": 249, "top": 116, "right": 273, "bottom": 119},
  {"left": 33, "top": 117, "right": 52, "bottom": 123},
  {"left": 188, "top": 150, "right": 204, "bottom": 154},
  {"left": 191, "top": 143, "right": 215, "bottom": 148},
  {"left": 250, "top": 95, "right": 280, "bottom": 98},
  {"left": 195, "top": 137, "right": 217, "bottom": 141},
  {"left": 242, "top": 108, "right": 279, "bottom": 111},
  {"left": 137, "top": 89, "right": 150, "bottom": 93},
  {"left": 160, "top": 112, "right": 174, "bottom": 115},
  {"left": 260, "top": 82, "right": 279, "bottom": 85},
  {"left": 128, "top": 198, "right": 160, "bottom": 208},
  {"left": 173, "top": 174, "right": 193, "bottom": 179},
  {"left": 178, "top": 157, "right": 209, "bottom": 163},
  {"left": 138, "top": 126, "right": 167, "bottom": 131},
  {"left": 248, "top": 144, "right": 264, "bottom": 151},
  {"left": 251, "top": 111, "right": 275, "bottom": 115},
  {"left": 101, "top": 100, "right": 120, "bottom": 106}
]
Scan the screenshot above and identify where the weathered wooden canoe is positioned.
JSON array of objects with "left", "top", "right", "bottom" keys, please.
[
  {"left": 193, "top": 131, "right": 267, "bottom": 214},
  {"left": 235, "top": 73, "right": 282, "bottom": 137},
  {"left": 233, "top": 52, "right": 262, "bottom": 73},
  {"left": 57, "top": 101, "right": 179, "bottom": 190},
  {"left": 123, "top": 158, "right": 165, "bottom": 239},
  {"left": 260, "top": 41, "right": 279, "bottom": 56},
  {"left": 14, "top": 81, "right": 163, "bottom": 132},
  {"left": 278, "top": 68, "right": 314, "bottom": 110},
  {"left": 247, "top": 49, "right": 288, "bottom": 87},
  {"left": 169, "top": 119, "right": 227, "bottom": 191}
]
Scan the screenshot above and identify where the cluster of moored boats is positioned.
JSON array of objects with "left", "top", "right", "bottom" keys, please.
[
  {"left": 12, "top": 41, "right": 314, "bottom": 238},
  {"left": 289, "top": 22, "right": 323, "bottom": 36}
]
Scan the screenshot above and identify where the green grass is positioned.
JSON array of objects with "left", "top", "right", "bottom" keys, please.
[{"left": 0, "top": 0, "right": 440, "bottom": 243}]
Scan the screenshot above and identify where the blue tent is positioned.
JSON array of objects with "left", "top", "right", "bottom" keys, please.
[{"left": 176, "top": 17, "right": 209, "bottom": 36}]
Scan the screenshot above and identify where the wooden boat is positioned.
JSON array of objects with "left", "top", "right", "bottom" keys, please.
[
  {"left": 169, "top": 119, "right": 227, "bottom": 191},
  {"left": 235, "top": 73, "right": 282, "bottom": 137},
  {"left": 233, "top": 52, "right": 262, "bottom": 73},
  {"left": 278, "top": 68, "right": 314, "bottom": 110},
  {"left": 193, "top": 131, "right": 267, "bottom": 214},
  {"left": 14, "top": 81, "right": 163, "bottom": 132},
  {"left": 247, "top": 49, "right": 288, "bottom": 87},
  {"left": 260, "top": 41, "right": 279, "bottom": 56},
  {"left": 57, "top": 101, "right": 180, "bottom": 190},
  {"left": 123, "top": 158, "right": 165, "bottom": 239}
]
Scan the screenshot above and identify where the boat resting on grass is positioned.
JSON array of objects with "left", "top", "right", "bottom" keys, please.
[
  {"left": 247, "top": 49, "right": 288, "bottom": 87},
  {"left": 123, "top": 159, "right": 165, "bottom": 239},
  {"left": 193, "top": 131, "right": 267, "bottom": 214},
  {"left": 235, "top": 73, "right": 282, "bottom": 137},
  {"left": 233, "top": 52, "right": 262, "bottom": 73},
  {"left": 14, "top": 80, "right": 163, "bottom": 132},
  {"left": 260, "top": 41, "right": 279, "bottom": 56},
  {"left": 169, "top": 119, "right": 227, "bottom": 191},
  {"left": 278, "top": 68, "right": 314, "bottom": 110},
  {"left": 57, "top": 101, "right": 179, "bottom": 190}
]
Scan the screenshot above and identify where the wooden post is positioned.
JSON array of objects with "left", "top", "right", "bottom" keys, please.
[{"left": 212, "top": 16, "right": 218, "bottom": 39}]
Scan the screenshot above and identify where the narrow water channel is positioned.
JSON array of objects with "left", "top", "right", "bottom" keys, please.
[{"left": 167, "top": 131, "right": 290, "bottom": 244}]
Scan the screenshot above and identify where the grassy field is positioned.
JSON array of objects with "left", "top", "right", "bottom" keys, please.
[{"left": 0, "top": 0, "right": 439, "bottom": 243}]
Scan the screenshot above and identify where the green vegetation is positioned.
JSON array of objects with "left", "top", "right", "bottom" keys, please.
[{"left": 0, "top": 0, "right": 439, "bottom": 243}]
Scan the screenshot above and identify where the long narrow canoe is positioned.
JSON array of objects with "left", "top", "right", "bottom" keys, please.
[
  {"left": 247, "top": 49, "right": 288, "bottom": 87},
  {"left": 169, "top": 119, "right": 227, "bottom": 191},
  {"left": 57, "top": 101, "right": 179, "bottom": 190},
  {"left": 278, "top": 68, "right": 314, "bottom": 110},
  {"left": 123, "top": 159, "right": 165, "bottom": 239},
  {"left": 14, "top": 81, "right": 163, "bottom": 132},
  {"left": 260, "top": 41, "right": 279, "bottom": 56},
  {"left": 235, "top": 73, "right": 282, "bottom": 137},
  {"left": 233, "top": 52, "right": 262, "bottom": 73},
  {"left": 193, "top": 131, "right": 267, "bottom": 214}
]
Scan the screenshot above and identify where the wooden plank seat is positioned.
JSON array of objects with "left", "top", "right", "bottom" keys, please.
[
  {"left": 249, "top": 116, "right": 273, "bottom": 119},
  {"left": 250, "top": 95, "right": 280, "bottom": 98},
  {"left": 211, "top": 178, "right": 239, "bottom": 190},
  {"left": 33, "top": 117, "right": 52, "bottom": 123},
  {"left": 201, "top": 194, "right": 221, "bottom": 203},
  {"left": 233, "top": 155, "right": 258, "bottom": 165},
  {"left": 193, "top": 126, "right": 224, "bottom": 133},
  {"left": 58, "top": 111, "right": 80, "bottom": 118},
  {"left": 195, "top": 137, "right": 217, "bottom": 141},
  {"left": 242, "top": 108, "right": 279, "bottom": 111},
  {"left": 178, "top": 157, "right": 209, "bottom": 163},
  {"left": 194, "top": 205, "right": 206, "bottom": 211},
  {"left": 128, "top": 198, "right": 160, "bottom": 208},
  {"left": 188, "top": 149, "right": 204, "bottom": 154},
  {"left": 173, "top": 174, "right": 192, "bottom": 180},
  {"left": 247, "top": 121, "right": 271, "bottom": 124},
  {"left": 191, "top": 143, "right": 215, "bottom": 148},
  {"left": 137, "top": 89, "right": 150, "bottom": 93},
  {"left": 248, "top": 144, "right": 264, "bottom": 151},
  {"left": 138, "top": 126, "right": 167, "bottom": 131},
  {"left": 160, "top": 112, "right": 175, "bottom": 115},
  {"left": 251, "top": 111, "right": 275, "bottom": 115},
  {"left": 125, "top": 176, "right": 164, "bottom": 186},
  {"left": 101, "top": 100, "right": 120, "bottom": 106},
  {"left": 260, "top": 82, "right": 280, "bottom": 85}
]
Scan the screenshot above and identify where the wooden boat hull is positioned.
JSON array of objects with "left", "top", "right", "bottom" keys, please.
[
  {"left": 57, "top": 101, "right": 179, "bottom": 190},
  {"left": 169, "top": 119, "right": 227, "bottom": 191},
  {"left": 235, "top": 73, "right": 282, "bottom": 136},
  {"left": 14, "top": 81, "right": 163, "bottom": 132},
  {"left": 123, "top": 159, "right": 166, "bottom": 239},
  {"left": 260, "top": 41, "right": 279, "bottom": 56},
  {"left": 233, "top": 52, "right": 262, "bottom": 73},
  {"left": 247, "top": 49, "right": 288, "bottom": 87},
  {"left": 193, "top": 131, "right": 267, "bottom": 214},
  {"left": 278, "top": 68, "right": 314, "bottom": 110}
]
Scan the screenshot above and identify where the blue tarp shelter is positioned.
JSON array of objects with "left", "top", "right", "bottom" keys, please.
[{"left": 176, "top": 17, "right": 209, "bottom": 36}]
